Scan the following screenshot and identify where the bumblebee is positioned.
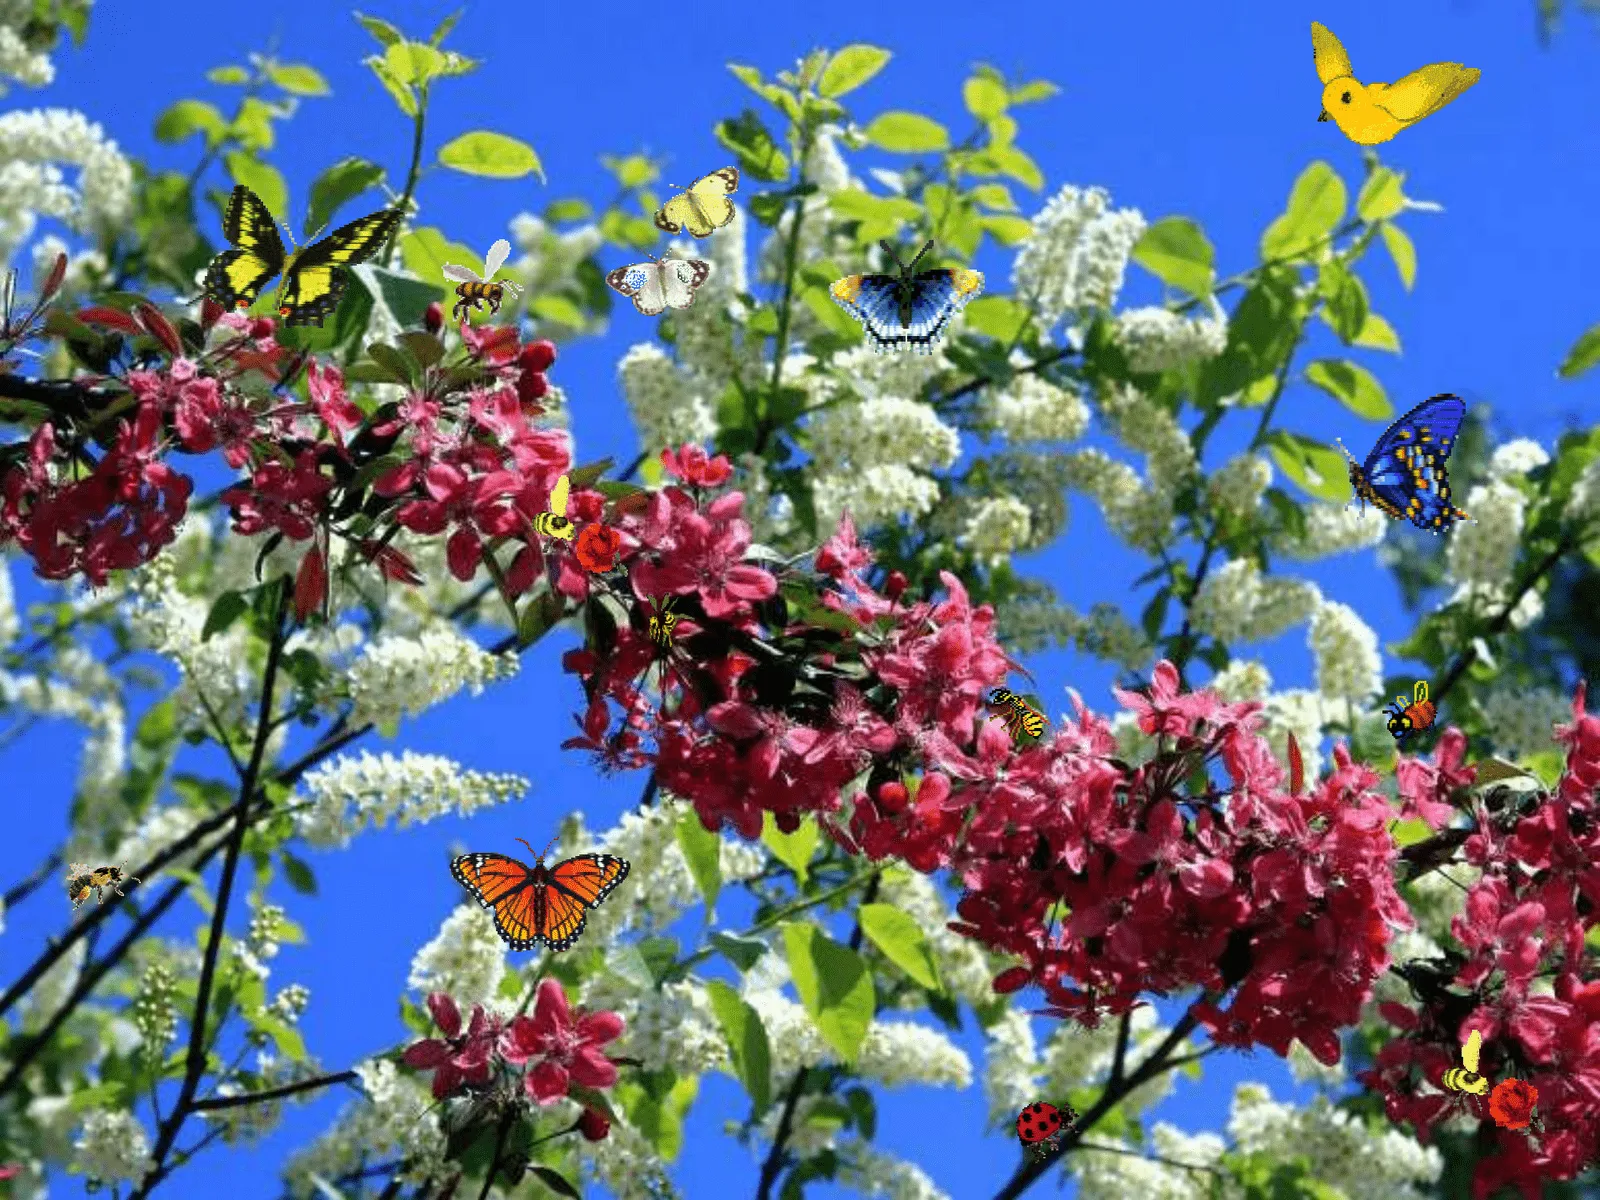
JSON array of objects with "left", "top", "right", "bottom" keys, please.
[
  {"left": 987, "top": 686, "right": 1048, "bottom": 740},
  {"left": 647, "top": 595, "right": 680, "bottom": 650},
  {"left": 1442, "top": 1028, "right": 1489, "bottom": 1095},
  {"left": 66, "top": 861, "right": 139, "bottom": 909},
  {"left": 1384, "top": 681, "right": 1437, "bottom": 743},
  {"left": 531, "top": 474, "right": 575, "bottom": 542},
  {"left": 441, "top": 238, "right": 524, "bottom": 324}
]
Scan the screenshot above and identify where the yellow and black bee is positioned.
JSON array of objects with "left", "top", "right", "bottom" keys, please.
[
  {"left": 203, "top": 185, "right": 401, "bottom": 327},
  {"left": 531, "top": 474, "right": 576, "bottom": 542},
  {"left": 66, "top": 861, "right": 139, "bottom": 910},
  {"left": 1384, "top": 681, "right": 1437, "bottom": 744},
  {"left": 987, "top": 687, "right": 1048, "bottom": 741},
  {"left": 647, "top": 595, "right": 680, "bottom": 650},
  {"left": 442, "top": 238, "right": 524, "bottom": 324},
  {"left": 1442, "top": 1028, "right": 1489, "bottom": 1095}
]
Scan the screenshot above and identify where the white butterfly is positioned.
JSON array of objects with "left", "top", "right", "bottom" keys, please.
[{"left": 605, "top": 256, "right": 712, "bottom": 317}]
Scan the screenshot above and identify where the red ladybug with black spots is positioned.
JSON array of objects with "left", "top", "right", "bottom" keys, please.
[{"left": 1015, "top": 1099, "right": 1078, "bottom": 1160}]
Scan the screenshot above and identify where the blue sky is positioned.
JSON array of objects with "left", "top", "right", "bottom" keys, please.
[{"left": 2, "top": 0, "right": 1598, "bottom": 1196}]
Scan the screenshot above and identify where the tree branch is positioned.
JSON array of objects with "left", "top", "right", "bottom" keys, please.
[
  {"left": 192, "top": 1068, "right": 358, "bottom": 1111},
  {"left": 2, "top": 850, "right": 62, "bottom": 911}
]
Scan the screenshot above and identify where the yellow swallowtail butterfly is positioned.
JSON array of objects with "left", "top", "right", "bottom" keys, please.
[
  {"left": 653, "top": 166, "right": 739, "bottom": 238},
  {"left": 203, "top": 185, "right": 402, "bottom": 328}
]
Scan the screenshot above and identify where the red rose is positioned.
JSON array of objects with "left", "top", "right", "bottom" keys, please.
[
  {"left": 1488, "top": 1078, "right": 1538, "bottom": 1130},
  {"left": 574, "top": 523, "right": 622, "bottom": 574}
]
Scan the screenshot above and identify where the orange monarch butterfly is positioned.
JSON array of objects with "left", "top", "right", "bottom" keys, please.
[{"left": 450, "top": 836, "right": 630, "bottom": 952}]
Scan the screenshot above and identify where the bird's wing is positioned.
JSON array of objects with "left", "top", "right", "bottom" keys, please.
[
  {"left": 1311, "top": 22, "right": 1354, "bottom": 84},
  {"left": 1372, "top": 64, "right": 1480, "bottom": 121}
]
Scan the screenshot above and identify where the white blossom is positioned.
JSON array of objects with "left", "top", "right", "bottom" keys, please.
[
  {"left": 1446, "top": 481, "right": 1525, "bottom": 587},
  {"left": 1041, "top": 1006, "right": 1183, "bottom": 1120},
  {"left": 876, "top": 871, "right": 997, "bottom": 1007},
  {"left": 407, "top": 903, "right": 506, "bottom": 1009},
  {"left": 0, "top": 556, "right": 18, "bottom": 649},
  {"left": 1096, "top": 383, "right": 1196, "bottom": 492},
  {"left": 1012, "top": 184, "right": 1146, "bottom": 327},
  {"left": 281, "top": 1058, "right": 446, "bottom": 1194},
  {"left": 1208, "top": 659, "right": 1273, "bottom": 703},
  {"left": 1189, "top": 558, "right": 1321, "bottom": 644},
  {"left": 1112, "top": 303, "right": 1227, "bottom": 373},
  {"left": 838, "top": 1140, "right": 952, "bottom": 1200},
  {"left": 1060, "top": 448, "right": 1173, "bottom": 553},
  {"left": 0, "top": 108, "right": 132, "bottom": 264},
  {"left": 1309, "top": 600, "right": 1383, "bottom": 705},
  {"left": 70, "top": 1109, "right": 152, "bottom": 1184},
  {"left": 1287, "top": 1040, "right": 1348, "bottom": 1087},
  {"left": 987, "top": 371, "right": 1090, "bottom": 443},
  {"left": 576, "top": 1100, "right": 681, "bottom": 1200},
  {"left": 1273, "top": 504, "right": 1387, "bottom": 560},
  {"left": 1207, "top": 454, "right": 1273, "bottom": 522},
  {"left": 1258, "top": 689, "right": 1329, "bottom": 778},
  {"left": 744, "top": 990, "right": 970, "bottom": 1092},
  {"left": 1446, "top": 580, "right": 1544, "bottom": 630},
  {"left": 1073, "top": 1123, "right": 1224, "bottom": 1200},
  {"left": 1488, "top": 438, "right": 1548, "bottom": 482},
  {"left": 596, "top": 979, "right": 726, "bottom": 1075},
  {"left": 982, "top": 1009, "right": 1040, "bottom": 1123},
  {"left": 618, "top": 342, "right": 717, "bottom": 462},
  {"left": 0, "top": 24, "right": 53, "bottom": 93},
  {"left": 344, "top": 623, "right": 519, "bottom": 729},
  {"left": 1476, "top": 685, "right": 1569, "bottom": 758},
  {"left": 963, "top": 495, "right": 1033, "bottom": 561},
  {"left": 295, "top": 749, "right": 527, "bottom": 849},
  {"left": 111, "top": 805, "right": 206, "bottom": 882},
  {"left": 813, "top": 465, "right": 943, "bottom": 530},
  {"left": 1565, "top": 456, "right": 1600, "bottom": 527},
  {"left": 506, "top": 213, "right": 603, "bottom": 318}
]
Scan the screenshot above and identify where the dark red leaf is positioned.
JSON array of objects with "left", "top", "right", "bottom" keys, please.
[
  {"left": 134, "top": 302, "right": 183, "bottom": 357},
  {"left": 293, "top": 545, "right": 327, "bottom": 622},
  {"left": 40, "top": 253, "right": 68, "bottom": 301},
  {"left": 76, "top": 306, "right": 142, "bottom": 334},
  {"left": 1287, "top": 732, "right": 1304, "bottom": 797}
]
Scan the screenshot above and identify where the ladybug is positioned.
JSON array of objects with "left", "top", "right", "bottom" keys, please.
[{"left": 1014, "top": 1100, "right": 1077, "bottom": 1160}]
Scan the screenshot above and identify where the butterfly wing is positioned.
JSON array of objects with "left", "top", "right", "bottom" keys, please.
[
  {"left": 607, "top": 262, "right": 670, "bottom": 316},
  {"left": 655, "top": 167, "right": 739, "bottom": 236},
  {"left": 831, "top": 273, "right": 904, "bottom": 352},
  {"left": 549, "top": 473, "right": 570, "bottom": 518},
  {"left": 1357, "top": 394, "right": 1470, "bottom": 532},
  {"left": 451, "top": 852, "right": 543, "bottom": 950},
  {"left": 277, "top": 208, "right": 403, "bottom": 327},
  {"left": 831, "top": 269, "right": 982, "bottom": 354},
  {"left": 661, "top": 259, "right": 712, "bottom": 310},
  {"left": 539, "top": 854, "right": 630, "bottom": 951},
  {"left": 1462, "top": 1028, "right": 1482, "bottom": 1073},
  {"left": 204, "top": 186, "right": 287, "bottom": 312}
]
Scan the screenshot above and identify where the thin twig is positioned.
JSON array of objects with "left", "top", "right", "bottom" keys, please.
[
  {"left": 2, "top": 851, "right": 62, "bottom": 910},
  {"left": 193, "top": 1068, "right": 358, "bottom": 1111}
]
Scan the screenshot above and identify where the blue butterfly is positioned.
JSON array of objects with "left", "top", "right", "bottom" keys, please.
[
  {"left": 1337, "top": 393, "right": 1471, "bottom": 534},
  {"left": 830, "top": 240, "right": 983, "bottom": 355}
]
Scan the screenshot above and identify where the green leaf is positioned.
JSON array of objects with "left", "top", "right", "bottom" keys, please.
[
  {"left": 1267, "top": 432, "right": 1353, "bottom": 503},
  {"left": 355, "top": 265, "right": 441, "bottom": 330},
  {"left": 1317, "top": 259, "right": 1368, "bottom": 343},
  {"left": 223, "top": 154, "right": 287, "bottom": 226},
  {"left": 383, "top": 40, "right": 446, "bottom": 87},
  {"left": 265, "top": 61, "right": 330, "bottom": 96},
  {"left": 1357, "top": 167, "right": 1406, "bottom": 222},
  {"left": 706, "top": 979, "right": 773, "bottom": 1113},
  {"left": 1260, "top": 161, "right": 1347, "bottom": 262},
  {"left": 529, "top": 1167, "right": 581, "bottom": 1199},
  {"left": 430, "top": 8, "right": 465, "bottom": 45},
  {"left": 280, "top": 850, "right": 318, "bottom": 895},
  {"left": 602, "top": 153, "right": 659, "bottom": 190},
  {"left": 857, "top": 904, "right": 940, "bottom": 990},
  {"left": 230, "top": 97, "right": 278, "bottom": 152},
  {"left": 675, "top": 808, "right": 722, "bottom": 912},
  {"left": 962, "top": 295, "right": 1031, "bottom": 341},
  {"left": 529, "top": 294, "right": 584, "bottom": 326},
  {"left": 863, "top": 111, "right": 950, "bottom": 153},
  {"left": 761, "top": 812, "right": 820, "bottom": 883},
  {"left": 1304, "top": 359, "right": 1392, "bottom": 420},
  {"left": 782, "top": 923, "right": 875, "bottom": 1065},
  {"left": 1380, "top": 223, "right": 1416, "bottom": 290},
  {"left": 366, "top": 343, "right": 416, "bottom": 387},
  {"left": 1132, "top": 216, "right": 1215, "bottom": 298},
  {"left": 1351, "top": 310, "right": 1401, "bottom": 353},
  {"left": 202, "top": 590, "right": 250, "bottom": 641},
  {"left": 1009, "top": 79, "right": 1060, "bottom": 105},
  {"left": 154, "top": 99, "right": 226, "bottom": 147},
  {"left": 1558, "top": 320, "right": 1600, "bottom": 379},
  {"left": 984, "top": 144, "right": 1043, "bottom": 191},
  {"left": 362, "top": 54, "right": 416, "bottom": 116},
  {"left": 206, "top": 65, "right": 250, "bottom": 86},
  {"left": 963, "top": 75, "right": 1009, "bottom": 120},
  {"left": 438, "top": 131, "right": 544, "bottom": 181},
  {"left": 304, "top": 158, "right": 385, "bottom": 238},
  {"left": 818, "top": 44, "right": 891, "bottom": 98},
  {"left": 978, "top": 214, "right": 1033, "bottom": 245},
  {"left": 399, "top": 226, "right": 479, "bottom": 298},
  {"left": 710, "top": 931, "right": 769, "bottom": 972},
  {"left": 968, "top": 182, "right": 1018, "bottom": 211},
  {"left": 354, "top": 11, "right": 403, "bottom": 45},
  {"left": 714, "top": 110, "right": 791, "bottom": 182}
]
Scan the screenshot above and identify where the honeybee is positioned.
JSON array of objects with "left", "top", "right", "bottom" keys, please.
[
  {"left": 987, "top": 687, "right": 1048, "bottom": 741},
  {"left": 647, "top": 595, "right": 680, "bottom": 650},
  {"left": 1384, "top": 681, "right": 1437, "bottom": 743},
  {"left": 441, "top": 238, "right": 524, "bottom": 324},
  {"left": 531, "top": 474, "right": 575, "bottom": 542},
  {"left": 1442, "top": 1028, "right": 1489, "bottom": 1095},
  {"left": 66, "top": 861, "right": 139, "bottom": 909}
]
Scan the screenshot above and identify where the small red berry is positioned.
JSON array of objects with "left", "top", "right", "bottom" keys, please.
[
  {"left": 517, "top": 369, "right": 549, "bottom": 407},
  {"left": 775, "top": 811, "right": 802, "bottom": 834},
  {"left": 885, "top": 570, "right": 908, "bottom": 600},
  {"left": 578, "top": 1106, "right": 611, "bottom": 1141},
  {"left": 249, "top": 317, "right": 276, "bottom": 340},
  {"left": 876, "top": 781, "right": 909, "bottom": 813},
  {"left": 520, "top": 338, "right": 557, "bottom": 373},
  {"left": 424, "top": 301, "right": 444, "bottom": 334}
]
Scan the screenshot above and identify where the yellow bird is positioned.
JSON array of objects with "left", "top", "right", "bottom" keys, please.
[{"left": 1311, "top": 21, "right": 1480, "bottom": 145}]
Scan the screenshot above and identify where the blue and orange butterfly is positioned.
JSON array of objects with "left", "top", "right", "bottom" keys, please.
[
  {"left": 830, "top": 239, "right": 983, "bottom": 355},
  {"left": 451, "top": 836, "right": 629, "bottom": 952},
  {"left": 1337, "top": 393, "right": 1471, "bottom": 534}
]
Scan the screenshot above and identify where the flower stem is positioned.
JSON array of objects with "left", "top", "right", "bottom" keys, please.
[{"left": 192, "top": 1068, "right": 359, "bottom": 1111}]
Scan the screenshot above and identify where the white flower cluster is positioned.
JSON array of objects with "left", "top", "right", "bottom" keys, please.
[
  {"left": 111, "top": 804, "right": 206, "bottom": 883},
  {"left": 1041, "top": 1005, "right": 1185, "bottom": 1121},
  {"left": 0, "top": 556, "right": 18, "bottom": 649},
  {"left": 4, "top": 641, "right": 126, "bottom": 805},
  {"left": 876, "top": 871, "right": 997, "bottom": 1007},
  {"left": 282, "top": 1059, "right": 445, "bottom": 1196},
  {"left": 1076, "top": 602, "right": 1154, "bottom": 671},
  {"left": 1446, "top": 580, "right": 1544, "bottom": 630},
  {"left": 1112, "top": 303, "right": 1228, "bottom": 374},
  {"left": 1565, "top": 455, "right": 1600, "bottom": 528},
  {"left": 1189, "top": 558, "right": 1321, "bottom": 645},
  {"left": 1060, "top": 449, "right": 1172, "bottom": 553},
  {"left": 1476, "top": 684, "right": 1569, "bottom": 758},
  {"left": 618, "top": 342, "right": 718, "bottom": 458},
  {"left": 982, "top": 1009, "right": 1041, "bottom": 1123},
  {"left": 70, "top": 1109, "right": 152, "bottom": 1185},
  {"left": 1260, "top": 689, "right": 1330, "bottom": 778},
  {"left": 1096, "top": 384, "right": 1197, "bottom": 493},
  {"left": 0, "top": 0, "right": 54, "bottom": 93},
  {"left": 1446, "top": 481, "right": 1525, "bottom": 588},
  {"left": 407, "top": 903, "right": 506, "bottom": 1009},
  {"left": 1308, "top": 600, "right": 1383, "bottom": 705},
  {"left": 1207, "top": 454, "right": 1273, "bottom": 523},
  {"left": 809, "top": 394, "right": 960, "bottom": 529},
  {"left": 32, "top": 231, "right": 106, "bottom": 295},
  {"left": 1272, "top": 504, "right": 1387, "bottom": 560},
  {"left": 295, "top": 749, "right": 527, "bottom": 849},
  {"left": 837, "top": 1139, "right": 953, "bottom": 1200},
  {"left": 343, "top": 623, "right": 519, "bottom": 729},
  {"left": 204, "top": 1053, "right": 322, "bottom": 1146},
  {"left": 963, "top": 495, "right": 1033, "bottom": 562},
  {"left": 743, "top": 989, "right": 971, "bottom": 1092},
  {"left": 130, "top": 963, "right": 178, "bottom": 1062},
  {"left": 1073, "top": 1122, "right": 1225, "bottom": 1200},
  {"left": 1228, "top": 1085, "right": 1442, "bottom": 1199},
  {"left": 664, "top": 208, "right": 754, "bottom": 390},
  {"left": 0, "top": 107, "right": 133, "bottom": 264},
  {"left": 596, "top": 979, "right": 728, "bottom": 1075},
  {"left": 1208, "top": 659, "right": 1273, "bottom": 703},
  {"left": 986, "top": 371, "right": 1090, "bottom": 443},
  {"left": 270, "top": 982, "right": 310, "bottom": 1024},
  {"left": 507, "top": 211, "right": 604, "bottom": 317},
  {"left": 733, "top": 453, "right": 796, "bottom": 544},
  {"left": 1286, "top": 1039, "right": 1348, "bottom": 1087},
  {"left": 1487, "top": 438, "right": 1549, "bottom": 483},
  {"left": 1012, "top": 184, "right": 1146, "bottom": 328}
]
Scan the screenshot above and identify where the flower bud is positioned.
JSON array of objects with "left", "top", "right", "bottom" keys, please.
[
  {"left": 517, "top": 369, "right": 549, "bottom": 408},
  {"left": 992, "top": 966, "right": 1033, "bottom": 994},
  {"left": 578, "top": 1106, "right": 611, "bottom": 1141},
  {"left": 424, "top": 302, "right": 444, "bottom": 335},
  {"left": 520, "top": 339, "right": 557, "bottom": 373},
  {"left": 885, "top": 571, "right": 908, "bottom": 600},
  {"left": 876, "top": 781, "right": 909, "bottom": 813},
  {"left": 775, "top": 811, "right": 801, "bottom": 834}
]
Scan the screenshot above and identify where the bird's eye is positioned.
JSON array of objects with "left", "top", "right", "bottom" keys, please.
[{"left": 1340, "top": 91, "right": 1352, "bottom": 104}]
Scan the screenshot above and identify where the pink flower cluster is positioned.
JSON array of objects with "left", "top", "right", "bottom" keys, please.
[
  {"left": 402, "top": 982, "right": 623, "bottom": 1108},
  {"left": 1363, "top": 686, "right": 1600, "bottom": 1193}
]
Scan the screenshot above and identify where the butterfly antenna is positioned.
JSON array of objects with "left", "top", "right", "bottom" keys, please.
[
  {"left": 907, "top": 239, "right": 934, "bottom": 270},
  {"left": 878, "top": 239, "right": 906, "bottom": 271},
  {"left": 278, "top": 220, "right": 300, "bottom": 251},
  {"left": 514, "top": 836, "right": 541, "bottom": 859}
]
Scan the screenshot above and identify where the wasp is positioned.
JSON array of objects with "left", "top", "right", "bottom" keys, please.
[
  {"left": 442, "top": 238, "right": 524, "bottom": 324},
  {"left": 530, "top": 473, "right": 575, "bottom": 543},
  {"left": 647, "top": 595, "right": 680, "bottom": 650},
  {"left": 66, "top": 861, "right": 139, "bottom": 909},
  {"left": 987, "top": 686, "right": 1048, "bottom": 741},
  {"left": 1384, "top": 681, "right": 1436, "bottom": 743}
]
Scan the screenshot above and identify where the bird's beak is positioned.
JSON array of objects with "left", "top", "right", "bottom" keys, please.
[{"left": 1317, "top": 110, "right": 1330, "bottom": 122}]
